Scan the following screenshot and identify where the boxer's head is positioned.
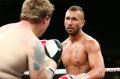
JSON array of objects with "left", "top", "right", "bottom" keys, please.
[{"left": 20, "top": 0, "right": 54, "bottom": 24}]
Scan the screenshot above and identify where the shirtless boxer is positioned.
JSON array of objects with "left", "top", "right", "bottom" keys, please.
[
  {"left": 0, "top": 0, "right": 62, "bottom": 79},
  {"left": 59, "top": 5, "right": 105, "bottom": 79}
]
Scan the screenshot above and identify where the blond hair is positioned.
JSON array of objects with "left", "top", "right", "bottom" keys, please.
[{"left": 20, "top": 0, "right": 54, "bottom": 23}]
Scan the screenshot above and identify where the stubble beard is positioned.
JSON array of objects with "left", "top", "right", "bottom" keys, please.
[{"left": 66, "top": 28, "right": 80, "bottom": 36}]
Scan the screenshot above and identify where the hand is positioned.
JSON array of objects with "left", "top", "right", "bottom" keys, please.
[
  {"left": 76, "top": 73, "right": 90, "bottom": 79},
  {"left": 58, "top": 74, "right": 77, "bottom": 79},
  {"left": 58, "top": 73, "right": 90, "bottom": 79}
]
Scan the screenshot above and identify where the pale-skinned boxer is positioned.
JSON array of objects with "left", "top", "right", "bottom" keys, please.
[{"left": 0, "top": 0, "right": 62, "bottom": 79}]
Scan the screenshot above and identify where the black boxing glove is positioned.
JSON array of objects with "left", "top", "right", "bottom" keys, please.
[{"left": 41, "top": 39, "right": 62, "bottom": 65}]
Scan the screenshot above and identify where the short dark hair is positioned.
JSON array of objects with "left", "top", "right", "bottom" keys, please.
[{"left": 68, "top": 5, "right": 84, "bottom": 19}]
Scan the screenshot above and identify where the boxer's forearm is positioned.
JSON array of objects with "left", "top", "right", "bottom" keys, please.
[
  {"left": 87, "top": 67, "right": 105, "bottom": 79},
  {"left": 45, "top": 60, "right": 57, "bottom": 79}
]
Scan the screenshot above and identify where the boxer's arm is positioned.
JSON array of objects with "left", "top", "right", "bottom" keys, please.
[
  {"left": 45, "top": 57, "right": 57, "bottom": 79},
  {"left": 28, "top": 40, "right": 55, "bottom": 79},
  {"left": 86, "top": 39, "right": 105, "bottom": 79}
]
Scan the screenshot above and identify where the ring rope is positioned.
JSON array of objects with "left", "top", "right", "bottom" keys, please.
[
  {"left": 24, "top": 68, "right": 120, "bottom": 75},
  {"left": 105, "top": 68, "right": 120, "bottom": 72}
]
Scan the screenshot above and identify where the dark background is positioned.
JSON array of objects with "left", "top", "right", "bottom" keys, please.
[{"left": 0, "top": 0, "right": 120, "bottom": 78}]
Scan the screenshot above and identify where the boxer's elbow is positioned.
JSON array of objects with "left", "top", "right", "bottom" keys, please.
[
  {"left": 101, "top": 68, "right": 105, "bottom": 79},
  {"left": 97, "top": 67, "right": 105, "bottom": 79},
  {"left": 89, "top": 67, "right": 105, "bottom": 79}
]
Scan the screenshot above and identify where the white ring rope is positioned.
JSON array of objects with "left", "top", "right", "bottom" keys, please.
[
  {"left": 24, "top": 68, "right": 120, "bottom": 75},
  {"left": 105, "top": 68, "right": 120, "bottom": 72},
  {"left": 24, "top": 69, "right": 66, "bottom": 75}
]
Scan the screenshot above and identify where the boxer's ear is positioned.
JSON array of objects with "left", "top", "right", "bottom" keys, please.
[
  {"left": 45, "top": 16, "right": 50, "bottom": 20},
  {"left": 81, "top": 19, "right": 85, "bottom": 28},
  {"left": 43, "top": 16, "right": 50, "bottom": 23}
]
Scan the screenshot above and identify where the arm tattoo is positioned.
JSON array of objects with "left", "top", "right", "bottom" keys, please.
[
  {"left": 33, "top": 41, "right": 45, "bottom": 71},
  {"left": 32, "top": 41, "right": 54, "bottom": 79}
]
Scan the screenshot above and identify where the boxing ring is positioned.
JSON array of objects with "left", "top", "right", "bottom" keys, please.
[{"left": 23, "top": 68, "right": 120, "bottom": 79}]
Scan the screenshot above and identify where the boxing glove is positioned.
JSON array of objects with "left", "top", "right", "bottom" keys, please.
[
  {"left": 41, "top": 39, "right": 62, "bottom": 65},
  {"left": 58, "top": 73, "right": 90, "bottom": 79},
  {"left": 58, "top": 74, "right": 77, "bottom": 79}
]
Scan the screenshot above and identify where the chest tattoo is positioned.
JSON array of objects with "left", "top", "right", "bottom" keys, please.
[{"left": 73, "top": 49, "right": 79, "bottom": 58}]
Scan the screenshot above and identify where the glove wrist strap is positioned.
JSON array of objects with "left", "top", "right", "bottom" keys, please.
[
  {"left": 49, "top": 68, "right": 55, "bottom": 74},
  {"left": 77, "top": 73, "right": 90, "bottom": 79},
  {"left": 46, "top": 67, "right": 55, "bottom": 75}
]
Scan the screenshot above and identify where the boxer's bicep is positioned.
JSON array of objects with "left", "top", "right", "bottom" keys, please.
[
  {"left": 28, "top": 41, "right": 46, "bottom": 79},
  {"left": 88, "top": 40, "right": 104, "bottom": 68}
]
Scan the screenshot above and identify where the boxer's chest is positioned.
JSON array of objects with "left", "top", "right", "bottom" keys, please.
[{"left": 61, "top": 43, "right": 88, "bottom": 67}]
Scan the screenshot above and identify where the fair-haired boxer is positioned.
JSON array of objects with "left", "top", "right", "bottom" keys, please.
[
  {"left": 0, "top": 0, "right": 61, "bottom": 79},
  {"left": 59, "top": 5, "right": 105, "bottom": 79}
]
